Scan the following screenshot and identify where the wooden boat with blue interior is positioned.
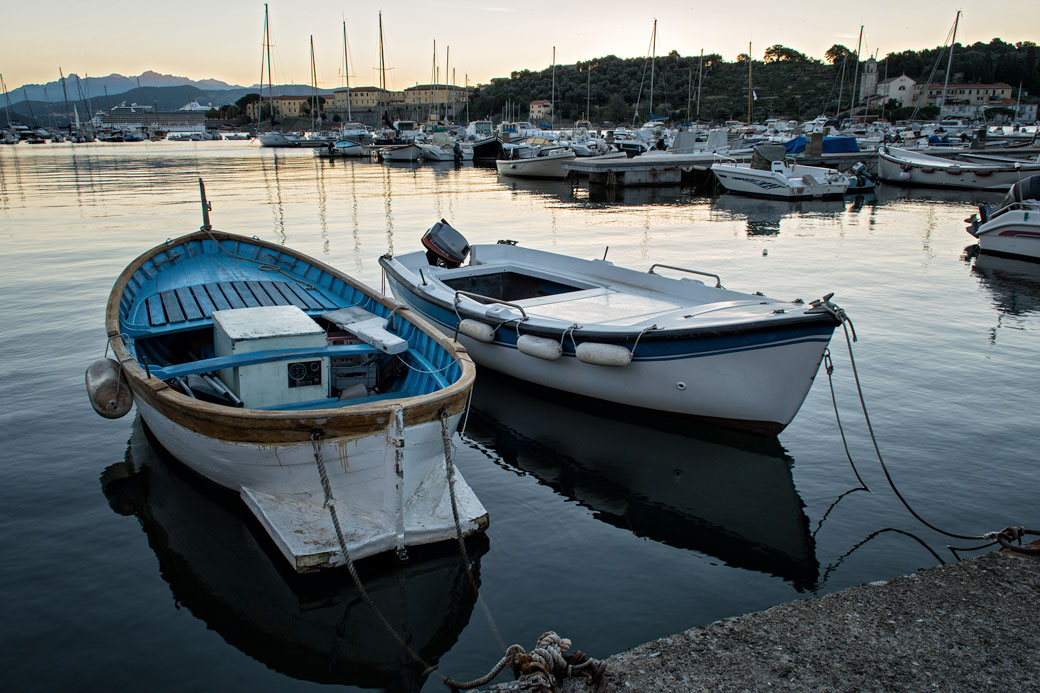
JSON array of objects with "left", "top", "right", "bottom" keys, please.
[{"left": 86, "top": 187, "right": 485, "bottom": 572}]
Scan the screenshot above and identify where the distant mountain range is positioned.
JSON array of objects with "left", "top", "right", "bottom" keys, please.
[{"left": 8, "top": 71, "right": 248, "bottom": 104}]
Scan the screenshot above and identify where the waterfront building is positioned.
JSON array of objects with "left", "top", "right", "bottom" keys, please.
[
  {"left": 244, "top": 95, "right": 312, "bottom": 120},
  {"left": 529, "top": 99, "right": 551, "bottom": 119}
]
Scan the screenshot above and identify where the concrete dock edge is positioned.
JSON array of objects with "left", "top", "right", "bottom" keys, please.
[{"left": 491, "top": 547, "right": 1040, "bottom": 692}]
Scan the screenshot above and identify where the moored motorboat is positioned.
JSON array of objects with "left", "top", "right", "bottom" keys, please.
[
  {"left": 710, "top": 145, "right": 859, "bottom": 199},
  {"left": 496, "top": 145, "right": 576, "bottom": 180},
  {"left": 966, "top": 175, "right": 1040, "bottom": 260},
  {"left": 378, "top": 142, "right": 422, "bottom": 162},
  {"left": 379, "top": 220, "right": 848, "bottom": 435},
  {"left": 86, "top": 184, "right": 486, "bottom": 572},
  {"left": 879, "top": 146, "right": 1040, "bottom": 190}
]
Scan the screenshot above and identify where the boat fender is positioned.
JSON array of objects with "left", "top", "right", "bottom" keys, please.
[
  {"left": 85, "top": 358, "right": 133, "bottom": 419},
  {"left": 576, "top": 342, "right": 632, "bottom": 367},
  {"left": 458, "top": 319, "right": 496, "bottom": 343},
  {"left": 898, "top": 171, "right": 911, "bottom": 181},
  {"left": 517, "top": 334, "right": 562, "bottom": 360}
]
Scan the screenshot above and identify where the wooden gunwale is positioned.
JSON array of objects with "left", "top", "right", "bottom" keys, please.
[{"left": 106, "top": 230, "right": 475, "bottom": 444}]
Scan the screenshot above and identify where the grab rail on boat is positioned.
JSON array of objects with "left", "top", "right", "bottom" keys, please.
[
  {"left": 453, "top": 290, "right": 529, "bottom": 321},
  {"left": 647, "top": 263, "right": 723, "bottom": 288}
]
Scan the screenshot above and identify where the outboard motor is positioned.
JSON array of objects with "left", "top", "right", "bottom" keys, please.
[{"left": 421, "top": 219, "right": 470, "bottom": 268}]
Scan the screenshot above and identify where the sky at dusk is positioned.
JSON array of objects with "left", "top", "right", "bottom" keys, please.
[{"left": 3, "top": 1, "right": 1038, "bottom": 92}]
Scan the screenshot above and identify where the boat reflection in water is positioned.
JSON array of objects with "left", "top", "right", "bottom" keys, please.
[
  {"left": 465, "top": 371, "right": 819, "bottom": 590},
  {"left": 710, "top": 193, "right": 850, "bottom": 236},
  {"left": 102, "top": 418, "right": 486, "bottom": 691},
  {"left": 967, "top": 247, "right": 1040, "bottom": 342}
]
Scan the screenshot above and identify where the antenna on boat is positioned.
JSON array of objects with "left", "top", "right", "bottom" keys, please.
[{"left": 198, "top": 177, "right": 212, "bottom": 231}]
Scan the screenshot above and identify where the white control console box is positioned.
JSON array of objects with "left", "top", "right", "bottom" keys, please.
[{"left": 213, "top": 305, "right": 329, "bottom": 409}]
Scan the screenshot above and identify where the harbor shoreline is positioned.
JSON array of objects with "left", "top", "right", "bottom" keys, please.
[{"left": 543, "top": 546, "right": 1040, "bottom": 691}]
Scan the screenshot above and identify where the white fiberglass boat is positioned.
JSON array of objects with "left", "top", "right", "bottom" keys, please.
[
  {"left": 710, "top": 145, "right": 856, "bottom": 199},
  {"left": 496, "top": 145, "right": 576, "bottom": 180},
  {"left": 879, "top": 146, "right": 1040, "bottom": 190},
  {"left": 379, "top": 221, "right": 848, "bottom": 435},
  {"left": 966, "top": 175, "right": 1040, "bottom": 260}
]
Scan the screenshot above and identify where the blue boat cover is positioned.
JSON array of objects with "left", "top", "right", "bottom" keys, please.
[{"left": 783, "top": 136, "right": 861, "bottom": 155}]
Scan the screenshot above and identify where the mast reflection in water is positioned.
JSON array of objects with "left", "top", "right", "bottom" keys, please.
[
  {"left": 464, "top": 371, "right": 819, "bottom": 591},
  {"left": 101, "top": 418, "right": 486, "bottom": 692}
]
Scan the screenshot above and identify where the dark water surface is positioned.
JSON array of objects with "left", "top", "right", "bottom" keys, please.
[{"left": 2, "top": 142, "right": 1036, "bottom": 691}]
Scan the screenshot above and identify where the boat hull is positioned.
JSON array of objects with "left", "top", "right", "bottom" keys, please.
[
  {"left": 496, "top": 151, "right": 576, "bottom": 179},
  {"left": 104, "top": 231, "right": 485, "bottom": 571},
  {"left": 133, "top": 392, "right": 485, "bottom": 570},
  {"left": 974, "top": 212, "right": 1040, "bottom": 261},
  {"left": 383, "top": 272, "right": 834, "bottom": 435},
  {"left": 878, "top": 147, "right": 1039, "bottom": 191},
  {"left": 711, "top": 164, "right": 849, "bottom": 199}
]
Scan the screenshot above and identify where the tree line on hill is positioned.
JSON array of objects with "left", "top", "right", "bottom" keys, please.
[{"left": 465, "top": 38, "right": 1039, "bottom": 125}]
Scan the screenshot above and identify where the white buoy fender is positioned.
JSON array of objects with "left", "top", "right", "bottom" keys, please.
[
  {"left": 575, "top": 342, "right": 633, "bottom": 367},
  {"left": 458, "top": 319, "right": 496, "bottom": 343},
  {"left": 517, "top": 334, "right": 562, "bottom": 360},
  {"left": 898, "top": 171, "right": 911, "bottom": 181},
  {"left": 85, "top": 358, "right": 133, "bottom": 419}
]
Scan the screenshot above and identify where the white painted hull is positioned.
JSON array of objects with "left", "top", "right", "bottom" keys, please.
[
  {"left": 974, "top": 210, "right": 1040, "bottom": 260},
  {"left": 135, "top": 396, "right": 486, "bottom": 570},
  {"left": 496, "top": 151, "right": 576, "bottom": 179},
  {"left": 443, "top": 330, "right": 827, "bottom": 429},
  {"left": 380, "top": 144, "right": 422, "bottom": 162},
  {"left": 711, "top": 163, "right": 848, "bottom": 199},
  {"left": 878, "top": 147, "right": 1040, "bottom": 190}
]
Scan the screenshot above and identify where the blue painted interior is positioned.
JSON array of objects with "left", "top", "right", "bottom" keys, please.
[{"left": 119, "top": 236, "right": 461, "bottom": 407}]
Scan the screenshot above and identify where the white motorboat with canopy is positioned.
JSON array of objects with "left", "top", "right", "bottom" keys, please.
[{"left": 379, "top": 221, "right": 848, "bottom": 435}]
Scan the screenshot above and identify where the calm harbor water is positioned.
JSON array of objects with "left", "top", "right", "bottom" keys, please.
[{"left": 2, "top": 141, "right": 1037, "bottom": 691}]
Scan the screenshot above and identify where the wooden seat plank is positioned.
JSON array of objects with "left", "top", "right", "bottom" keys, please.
[
  {"left": 175, "top": 287, "right": 204, "bottom": 321},
  {"left": 283, "top": 282, "right": 323, "bottom": 310},
  {"left": 231, "top": 281, "right": 261, "bottom": 308},
  {"left": 190, "top": 286, "right": 217, "bottom": 318},
  {"left": 247, "top": 280, "right": 278, "bottom": 306},
  {"left": 204, "top": 283, "right": 232, "bottom": 311},
  {"left": 146, "top": 295, "right": 167, "bottom": 326},
  {"left": 217, "top": 282, "right": 247, "bottom": 309},
  {"left": 160, "top": 290, "right": 186, "bottom": 324},
  {"left": 268, "top": 281, "right": 308, "bottom": 309},
  {"left": 260, "top": 280, "right": 292, "bottom": 306}
]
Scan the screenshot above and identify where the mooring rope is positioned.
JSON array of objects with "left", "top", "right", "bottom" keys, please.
[
  {"left": 832, "top": 320, "right": 1040, "bottom": 555},
  {"left": 309, "top": 430, "right": 444, "bottom": 679},
  {"left": 311, "top": 425, "right": 604, "bottom": 691},
  {"left": 444, "top": 631, "right": 606, "bottom": 692}
]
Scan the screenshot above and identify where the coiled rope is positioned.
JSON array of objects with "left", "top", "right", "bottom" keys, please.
[
  {"left": 443, "top": 631, "right": 606, "bottom": 692},
  {"left": 830, "top": 319, "right": 1040, "bottom": 555}
]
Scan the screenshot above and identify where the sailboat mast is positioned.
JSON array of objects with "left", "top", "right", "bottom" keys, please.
[
  {"left": 551, "top": 46, "right": 556, "bottom": 129},
  {"left": 343, "top": 21, "right": 352, "bottom": 120},
  {"left": 1, "top": 74, "right": 11, "bottom": 129},
  {"left": 940, "top": 10, "right": 961, "bottom": 116},
  {"left": 378, "top": 11, "right": 386, "bottom": 117},
  {"left": 310, "top": 35, "right": 318, "bottom": 130},
  {"left": 587, "top": 63, "right": 591, "bottom": 120},
  {"left": 446, "top": 45, "right": 450, "bottom": 123},
  {"left": 649, "top": 18, "right": 656, "bottom": 118},
  {"left": 747, "top": 42, "right": 752, "bottom": 124},
  {"left": 265, "top": 4, "right": 273, "bottom": 128},
  {"left": 59, "top": 68, "right": 71, "bottom": 133},
  {"left": 849, "top": 25, "right": 863, "bottom": 119},
  {"left": 696, "top": 49, "right": 704, "bottom": 119}
]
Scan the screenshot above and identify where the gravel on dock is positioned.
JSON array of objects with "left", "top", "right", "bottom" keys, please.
[{"left": 489, "top": 546, "right": 1040, "bottom": 692}]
